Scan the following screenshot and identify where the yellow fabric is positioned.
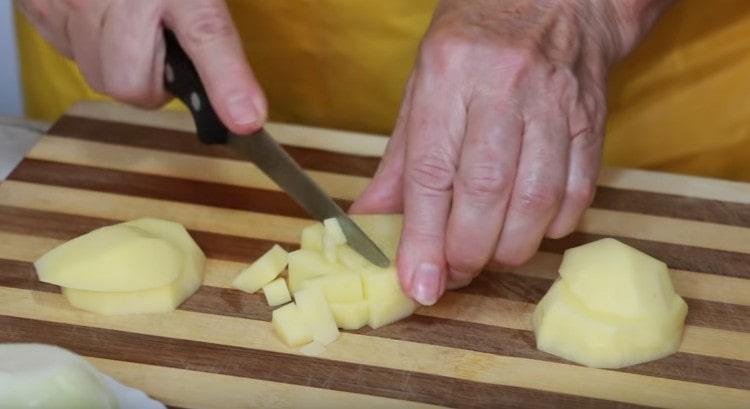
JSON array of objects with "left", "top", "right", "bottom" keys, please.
[{"left": 14, "top": 0, "right": 750, "bottom": 181}]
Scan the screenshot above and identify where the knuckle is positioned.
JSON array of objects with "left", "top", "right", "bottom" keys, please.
[
  {"left": 181, "top": 4, "right": 235, "bottom": 48},
  {"left": 103, "top": 77, "right": 152, "bottom": 105},
  {"left": 494, "top": 248, "right": 532, "bottom": 268},
  {"left": 457, "top": 163, "right": 512, "bottom": 204},
  {"left": 408, "top": 150, "right": 457, "bottom": 193},
  {"left": 569, "top": 182, "right": 596, "bottom": 208},
  {"left": 418, "top": 29, "right": 472, "bottom": 72},
  {"left": 516, "top": 180, "right": 562, "bottom": 214}
]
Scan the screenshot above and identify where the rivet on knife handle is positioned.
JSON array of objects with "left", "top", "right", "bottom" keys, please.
[{"left": 163, "top": 29, "right": 228, "bottom": 144}]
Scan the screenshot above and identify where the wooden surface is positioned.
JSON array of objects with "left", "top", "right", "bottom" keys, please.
[{"left": 0, "top": 101, "right": 748, "bottom": 409}]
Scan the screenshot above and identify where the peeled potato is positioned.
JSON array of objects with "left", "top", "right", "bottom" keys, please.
[
  {"left": 533, "top": 238, "right": 688, "bottom": 369},
  {"left": 35, "top": 224, "right": 183, "bottom": 292},
  {"left": 350, "top": 214, "right": 402, "bottom": 261},
  {"left": 232, "top": 245, "right": 288, "bottom": 294},
  {"left": 0, "top": 343, "right": 118, "bottom": 409},
  {"left": 364, "top": 267, "right": 418, "bottom": 329},
  {"left": 61, "top": 218, "right": 206, "bottom": 315}
]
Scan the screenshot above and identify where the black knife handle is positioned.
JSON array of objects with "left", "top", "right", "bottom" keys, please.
[{"left": 163, "top": 29, "right": 229, "bottom": 144}]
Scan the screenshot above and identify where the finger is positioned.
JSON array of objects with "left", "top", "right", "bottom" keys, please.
[
  {"left": 100, "top": 0, "right": 171, "bottom": 107},
  {"left": 445, "top": 99, "right": 523, "bottom": 282},
  {"left": 349, "top": 75, "right": 415, "bottom": 215},
  {"left": 398, "top": 73, "right": 466, "bottom": 305},
  {"left": 547, "top": 88, "right": 605, "bottom": 237},
  {"left": 546, "top": 129, "right": 601, "bottom": 238},
  {"left": 18, "top": 0, "right": 74, "bottom": 57},
  {"left": 494, "top": 114, "right": 569, "bottom": 266},
  {"left": 65, "top": 0, "right": 110, "bottom": 92},
  {"left": 165, "top": 0, "right": 266, "bottom": 133}
]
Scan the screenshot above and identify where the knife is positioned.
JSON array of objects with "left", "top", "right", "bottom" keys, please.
[{"left": 162, "top": 29, "right": 390, "bottom": 268}]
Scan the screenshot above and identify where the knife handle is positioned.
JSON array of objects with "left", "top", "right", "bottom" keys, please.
[{"left": 162, "top": 29, "right": 229, "bottom": 144}]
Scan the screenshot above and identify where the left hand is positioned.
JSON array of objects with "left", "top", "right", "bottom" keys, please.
[{"left": 351, "top": 0, "right": 672, "bottom": 305}]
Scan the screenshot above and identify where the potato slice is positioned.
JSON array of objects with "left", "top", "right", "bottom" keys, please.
[
  {"left": 272, "top": 303, "right": 313, "bottom": 347},
  {"left": 35, "top": 224, "right": 183, "bottom": 292},
  {"left": 300, "top": 223, "right": 325, "bottom": 252},
  {"left": 298, "top": 272, "right": 364, "bottom": 303},
  {"left": 337, "top": 245, "right": 373, "bottom": 270},
  {"left": 329, "top": 301, "right": 369, "bottom": 330},
  {"left": 0, "top": 343, "right": 118, "bottom": 409},
  {"left": 364, "top": 267, "right": 417, "bottom": 329},
  {"left": 232, "top": 245, "right": 288, "bottom": 293},
  {"left": 533, "top": 239, "right": 688, "bottom": 369},
  {"left": 63, "top": 218, "right": 206, "bottom": 315},
  {"left": 293, "top": 286, "right": 340, "bottom": 345},
  {"left": 263, "top": 278, "right": 292, "bottom": 307}
]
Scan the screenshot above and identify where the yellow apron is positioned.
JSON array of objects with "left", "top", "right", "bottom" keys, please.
[{"left": 14, "top": 0, "right": 750, "bottom": 181}]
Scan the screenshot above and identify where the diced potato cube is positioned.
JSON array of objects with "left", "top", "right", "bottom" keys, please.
[
  {"left": 287, "top": 250, "right": 348, "bottom": 293},
  {"left": 299, "top": 341, "right": 326, "bottom": 357},
  {"left": 35, "top": 224, "right": 184, "bottom": 292},
  {"left": 263, "top": 278, "right": 292, "bottom": 307},
  {"left": 272, "top": 303, "right": 313, "bottom": 347},
  {"left": 351, "top": 214, "right": 403, "bottom": 261},
  {"left": 232, "top": 245, "right": 288, "bottom": 293},
  {"left": 300, "top": 223, "right": 325, "bottom": 252},
  {"left": 293, "top": 287, "right": 340, "bottom": 345},
  {"left": 329, "top": 301, "right": 369, "bottom": 330},
  {"left": 62, "top": 218, "right": 206, "bottom": 315},
  {"left": 322, "top": 235, "right": 339, "bottom": 264},
  {"left": 337, "top": 245, "right": 373, "bottom": 270},
  {"left": 299, "top": 272, "right": 363, "bottom": 303},
  {"left": 323, "top": 218, "right": 347, "bottom": 245},
  {"left": 364, "top": 267, "right": 417, "bottom": 329}
]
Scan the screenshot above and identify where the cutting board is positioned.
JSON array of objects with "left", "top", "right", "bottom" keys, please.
[{"left": 0, "top": 101, "right": 748, "bottom": 409}]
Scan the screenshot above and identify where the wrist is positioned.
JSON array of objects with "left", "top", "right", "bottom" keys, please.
[{"left": 589, "top": 0, "right": 675, "bottom": 63}]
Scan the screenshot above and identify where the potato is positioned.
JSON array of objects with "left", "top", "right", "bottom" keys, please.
[
  {"left": 287, "top": 250, "right": 348, "bottom": 293},
  {"left": 300, "top": 223, "right": 325, "bottom": 252},
  {"left": 35, "top": 224, "right": 183, "bottom": 292},
  {"left": 232, "top": 245, "right": 288, "bottom": 293},
  {"left": 0, "top": 343, "right": 118, "bottom": 409},
  {"left": 350, "top": 214, "right": 402, "bottom": 261},
  {"left": 263, "top": 278, "right": 292, "bottom": 307},
  {"left": 293, "top": 287, "right": 340, "bottom": 345},
  {"left": 329, "top": 301, "right": 369, "bottom": 330},
  {"left": 336, "top": 245, "right": 372, "bottom": 270},
  {"left": 364, "top": 267, "right": 417, "bottom": 329},
  {"left": 533, "top": 239, "right": 688, "bottom": 369},
  {"left": 272, "top": 303, "right": 313, "bottom": 347},
  {"left": 298, "top": 272, "right": 364, "bottom": 303},
  {"left": 299, "top": 341, "right": 326, "bottom": 357},
  {"left": 62, "top": 218, "right": 206, "bottom": 315}
]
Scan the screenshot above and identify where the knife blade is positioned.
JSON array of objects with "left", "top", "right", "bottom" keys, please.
[{"left": 162, "top": 29, "right": 390, "bottom": 268}]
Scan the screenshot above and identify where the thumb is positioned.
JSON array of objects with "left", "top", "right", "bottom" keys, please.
[{"left": 164, "top": 0, "right": 266, "bottom": 134}]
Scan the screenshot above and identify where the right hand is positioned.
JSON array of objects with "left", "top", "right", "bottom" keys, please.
[{"left": 18, "top": 0, "right": 266, "bottom": 134}]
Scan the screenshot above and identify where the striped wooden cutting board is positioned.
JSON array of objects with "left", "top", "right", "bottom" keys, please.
[{"left": 0, "top": 101, "right": 748, "bottom": 409}]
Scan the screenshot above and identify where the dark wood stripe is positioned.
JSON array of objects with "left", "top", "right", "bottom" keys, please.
[
  {"left": 2, "top": 260, "right": 747, "bottom": 391},
  {"left": 49, "top": 115, "right": 382, "bottom": 178},
  {"left": 48, "top": 115, "right": 750, "bottom": 228},
  {"left": 592, "top": 186, "right": 750, "bottom": 228},
  {"left": 7, "top": 159, "right": 352, "bottom": 218},
  {"left": 1, "top": 204, "right": 748, "bottom": 332},
  {"left": 541, "top": 234, "right": 750, "bottom": 280},
  {"left": 0, "top": 316, "right": 643, "bottom": 409}
]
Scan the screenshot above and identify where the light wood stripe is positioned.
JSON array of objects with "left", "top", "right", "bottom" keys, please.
[
  {"left": 28, "top": 136, "right": 370, "bottom": 201},
  {"left": 3, "top": 179, "right": 750, "bottom": 258},
  {"left": 0, "top": 180, "right": 310, "bottom": 245},
  {"left": 67, "top": 100, "right": 750, "bottom": 205},
  {"left": 0, "top": 288, "right": 746, "bottom": 409},
  {"left": 0, "top": 231, "right": 746, "bottom": 363},
  {"left": 88, "top": 358, "right": 440, "bottom": 409},
  {"left": 580, "top": 208, "right": 750, "bottom": 254}
]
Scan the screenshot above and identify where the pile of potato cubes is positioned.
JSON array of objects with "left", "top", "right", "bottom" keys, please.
[{"left": 232, "top": 216, "right": 417, "bottom": 354}]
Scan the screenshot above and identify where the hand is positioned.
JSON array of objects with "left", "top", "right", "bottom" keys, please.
[
  {"left": 17, "top": 0, "right": 266, "bottom": 133},
  {"left": 351, "top": 0, "right": 672, "bottom": 305}
]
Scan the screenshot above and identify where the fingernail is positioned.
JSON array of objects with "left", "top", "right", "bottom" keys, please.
[
  {"left": 227, "top": 93, "right": 258, "bottom": 128},
  {"left": 412, "top": 262, "right": 441, "bottom": 306}
]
